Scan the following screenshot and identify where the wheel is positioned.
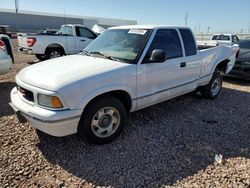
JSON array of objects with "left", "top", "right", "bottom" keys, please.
[
  {"left": 78, "top": 96, "right": 127, "bottom": 144},
  {"left": 200, "top": 70, "right": 223, "bottom": 99},
  {"left": 45, "top": 48, "right": 63, "bottom": 59},
  {"left": 35, "top": 54, "right": 46, "bottom": 61}
]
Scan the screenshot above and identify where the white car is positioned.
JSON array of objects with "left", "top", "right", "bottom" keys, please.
[
  {"left": 0, "top": 34, "right": 13, "bottom": 75},
  {"left": 10, "top": 25, "right": 239, "bottom": 144},
  {"left": 18, "top": 24, "right": 97, "bottom": 60}
]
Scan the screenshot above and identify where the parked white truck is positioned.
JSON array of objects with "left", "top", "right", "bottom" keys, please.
[
  {"left": 198, "top": 34, "right": 240, "bottom": 47},
  {"left": 10, "top": 25, "right": 239, "bottom": 144},
  {"left": 18, "top": 24, "right": 97, "bottom": 60}
]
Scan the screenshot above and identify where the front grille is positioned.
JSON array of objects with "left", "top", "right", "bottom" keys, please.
[{"left": 17, "top": 86, "right": 34, "bottom": 102}]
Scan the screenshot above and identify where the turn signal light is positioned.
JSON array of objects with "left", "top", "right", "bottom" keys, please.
[{"left": 51, "top": 96, "right": 63, "bottom": 108}]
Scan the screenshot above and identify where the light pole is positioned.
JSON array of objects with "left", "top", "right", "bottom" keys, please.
[
  {"left": 207, "top": 26, "right": 211, "bottom": 34},
  {"left": 184, "top": 12, "right": 189, "bottom": 26},
  {"left": 15, "top": 0, "right": 19, "bottom": 32},
  {"left": 240, "top": 29, "right": 244, "bottom": 39}
]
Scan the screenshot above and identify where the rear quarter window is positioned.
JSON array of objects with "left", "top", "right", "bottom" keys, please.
[{"left": 179, "top": 29, "right": 197, "bottom": 56}]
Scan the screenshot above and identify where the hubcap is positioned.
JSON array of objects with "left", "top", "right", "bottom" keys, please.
[
  {"left": 211, "top": 77, "right": 222, "bottom": 96},
  {"left": 91, "top": 107, "right": 120, "bottom": 138},
  {"left": 50, "top": 51, "right": 61, "bottom": 59}
]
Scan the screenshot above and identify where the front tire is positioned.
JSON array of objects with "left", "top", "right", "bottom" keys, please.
[
  {"left": 200, "top": 70, "right": 223, "bottom": 99},
  {"left": 78, "top": 96, "right": 127, "bottom": 144}
]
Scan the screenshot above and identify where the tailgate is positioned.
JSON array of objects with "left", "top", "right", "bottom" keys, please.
[{"left": 17, "top": 33, "right": 28, "bottom": 47}]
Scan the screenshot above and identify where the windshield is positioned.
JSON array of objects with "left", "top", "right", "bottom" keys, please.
[
  {"left": 84, "top": 29, "right": 152, "bottom": 63},
  {"left": 56, "top": 26, "right": 73, "bottom": 36}
]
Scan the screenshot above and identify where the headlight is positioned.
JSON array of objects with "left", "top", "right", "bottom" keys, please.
[{"left": 37, "top": 94, "right": 63, "bottom": 108}]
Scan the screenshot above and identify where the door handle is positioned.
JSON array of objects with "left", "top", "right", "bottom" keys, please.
[
  {"left": 180, "top": 62, "right": 186, "bottom": 68},
  {"left": 81, "top": 39, "right": 86, "bottom": 42}
]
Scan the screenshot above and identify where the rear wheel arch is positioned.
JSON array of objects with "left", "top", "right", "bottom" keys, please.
[
  {"left": 45, "top": 43, "right": 65, "bottom": 58},
  {"left": 215, "top": 59, "right": 230, "bottom": 73}
]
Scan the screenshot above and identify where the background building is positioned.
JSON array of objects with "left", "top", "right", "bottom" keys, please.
[{"left": 0, "top": 8, "right": 137, "bottom": 33}]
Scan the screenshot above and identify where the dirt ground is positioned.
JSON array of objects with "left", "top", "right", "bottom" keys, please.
[{"left": 0, "top": 40, "right": 249, "bottom": 187}]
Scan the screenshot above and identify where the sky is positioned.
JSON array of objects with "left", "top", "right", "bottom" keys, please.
[{"left": 1, "top": 0, "right": 250, "bottom": 33}]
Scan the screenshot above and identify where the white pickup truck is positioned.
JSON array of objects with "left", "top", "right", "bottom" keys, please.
[
  {"left": 198, "top": 34, "right": 240, "bottom": 47},
  {"left": 10, "top": 25, "right": 239, "bottom": 144},
  {"left": 18, "top": 24, "right": 97, "bottom": 60},
  {"left": 0, "top": 34, "right": 14, "bottom": 75}
]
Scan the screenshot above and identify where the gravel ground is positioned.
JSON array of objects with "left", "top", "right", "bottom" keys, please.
[{"left": 0, "top": 40, "right": 249, "bottom": 188}]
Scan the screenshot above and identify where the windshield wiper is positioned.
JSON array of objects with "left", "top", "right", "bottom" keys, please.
[
  {"left": 81, "top": 50, "right": 90, "bottom": 56},
  {"left": 90, "top": 51, "right": 117, "bottom": 61}
]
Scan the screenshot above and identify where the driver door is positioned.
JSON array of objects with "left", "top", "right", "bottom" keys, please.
[
  {"left": 136, "top": 29, "right": 194, "bottom": 109},
  {"left": 75, "top": 27, "right": 96, "bottom": 52}
]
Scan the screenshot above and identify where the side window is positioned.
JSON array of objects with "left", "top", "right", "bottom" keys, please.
[
  {"left": 147, "top": 29, "right": 183, "bottom": 60},
  {"left": 76, "top": 27, "right": 95, "bottom": 39},
  {"left": 232, "top": 36, "right": 239, "bottom": 43},
  {"left": 179, "top": 29, "right": 197, "bottom": 56}
]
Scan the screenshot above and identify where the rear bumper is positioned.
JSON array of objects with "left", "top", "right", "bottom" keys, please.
[
  {"left": 18, "top": 47, "right": 33, "bottom": 55},
  {"left": 10, "top": 87, "right": 82, "bottom": 137}
]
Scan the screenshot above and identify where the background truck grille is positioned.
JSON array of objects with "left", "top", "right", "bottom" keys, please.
[{"left": 17, "top": 86, "right": 34, "bottom": 102}]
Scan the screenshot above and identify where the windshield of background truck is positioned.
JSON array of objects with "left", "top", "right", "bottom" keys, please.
[
  {"left": 56, "top": 26, "right": 73, "bottom": 36},
  {"left": 84, "top": 29, "right": 152, "bottom": 63},
  {"left": 212, "top": 35, "right": 230, "bottom": 41}
]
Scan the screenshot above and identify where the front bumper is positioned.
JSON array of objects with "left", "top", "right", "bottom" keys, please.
[{"left": 10, "top": 87, "right": 82, "bottom": 137}]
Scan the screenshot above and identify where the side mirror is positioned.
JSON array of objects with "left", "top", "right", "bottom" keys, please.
[{"left": 149, "top": 49, "right": 166, "bottom": 63}]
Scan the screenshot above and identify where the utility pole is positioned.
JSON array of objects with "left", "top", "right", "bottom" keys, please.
[
  {"left": 207, "top": 26, "right": 211, "bottom": 34},
  {"left": 240, "top": 29, "right": 244, "bottom": 39},
  {"left": 15, "top": 0, "right": 19, "bottom": 32},
  {"left": 184, "top": 12, "right": 189, "bottom": 26},
  {"left": 198, "top": 22, "right": 201, "bottom": 33}
]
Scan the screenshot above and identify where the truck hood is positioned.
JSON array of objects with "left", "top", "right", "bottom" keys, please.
[{"left": 17, "top": 54, "right": 131, "bottom": 91}]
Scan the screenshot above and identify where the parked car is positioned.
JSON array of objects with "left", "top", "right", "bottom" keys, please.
[
  {"left": 229, "top": 39, "right": 250, "bottom": 79},
  {"left": 10, "top": 25, "right": 238, "bottom": 144},
  {"left": 18, "top": 24, "right": 97, "bottom": 60},
  {"left": 0, "top": 34, "right": 14, "bottom": 75}
]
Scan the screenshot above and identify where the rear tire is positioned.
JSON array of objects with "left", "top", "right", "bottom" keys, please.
[
  {"left": 200, "top": 70, "right": 223, "bottom": 99},
  {"left": 78, "top": 96, "right": 127, "bottom": 144},
  {"left": 45, "top": 48, "right": 63, "bottom": 59}
]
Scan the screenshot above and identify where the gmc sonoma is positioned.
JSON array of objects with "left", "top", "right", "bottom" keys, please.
[{"left": 10, "top": 25, "right": 239, "bottom": 144}]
